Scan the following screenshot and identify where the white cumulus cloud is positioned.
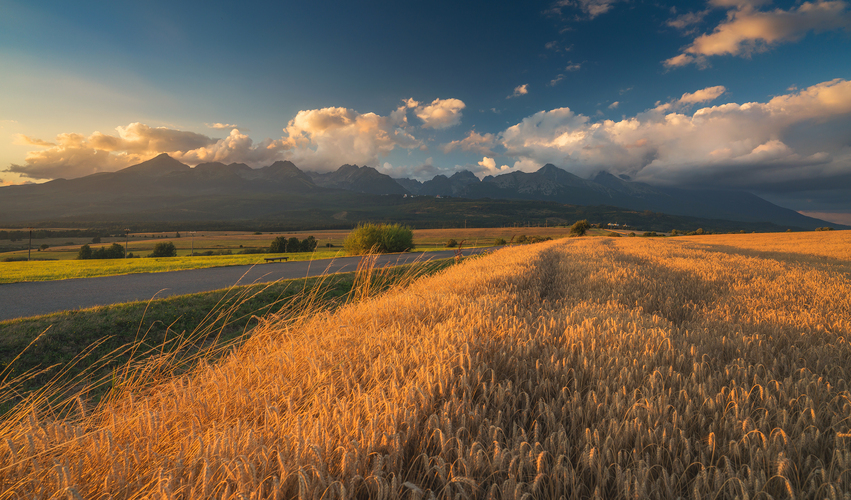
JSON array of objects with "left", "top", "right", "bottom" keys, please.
[
  {"left": 279, "top": 106, "right": 422, "bottom": 171},
  {"left": 475, "top": 156, "right": 511, "bottom": 176}
]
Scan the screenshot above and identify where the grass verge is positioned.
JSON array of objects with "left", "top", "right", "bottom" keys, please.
[{"left": 0, "top": 257, "right": 453, "bottom": 412}]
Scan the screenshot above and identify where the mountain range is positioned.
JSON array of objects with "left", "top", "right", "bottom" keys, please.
[{"left": 0, "top": 153, "right": 842, "bottom": 230}]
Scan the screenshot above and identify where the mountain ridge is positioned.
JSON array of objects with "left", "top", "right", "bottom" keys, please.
[{"left": 0, "top": 155, "right": 844, "bottom": 230}]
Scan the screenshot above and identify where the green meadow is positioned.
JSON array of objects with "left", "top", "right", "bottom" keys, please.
[{"left": 0, "top": 228, "right": 510, "bottom": 284}]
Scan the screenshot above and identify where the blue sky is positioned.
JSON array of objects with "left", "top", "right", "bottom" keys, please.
[{"left": 2, "top": 0, "right": 851, "bottom": 223}]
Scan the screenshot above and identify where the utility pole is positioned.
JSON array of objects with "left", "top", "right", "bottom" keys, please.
[
  {"left": 190, "top": 231, "right": 196, "bottom": 256},
  {"left": 27, "top": 228, "right": 32, "bottom": 261},
  {"left": 125, "top": 228, "right": 130, "bottom": 258}
]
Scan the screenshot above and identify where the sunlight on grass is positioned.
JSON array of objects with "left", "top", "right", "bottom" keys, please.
[{"left": 0, "top": 232, "right": 849, "bottom": 498}]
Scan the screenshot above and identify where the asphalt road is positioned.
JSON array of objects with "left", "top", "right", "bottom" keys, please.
[{"left": 0, "top": 248, "right": 493, "bottom": 322}]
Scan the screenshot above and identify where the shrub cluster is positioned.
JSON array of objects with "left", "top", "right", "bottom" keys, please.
[
  {"left": 192, "top": 249, "right": 233, "bottom": 256},
  {"left": 815, "top": 226, "right": 834, "bottom": 231},
  {"left": 343, "top": 223, "right": 414, "bottom": 255},
  {"left": 77, "top": 243, "right": 125, "bottom": 260},
  {"left": 269, "top": 235, "right": 318, "bottom": 253},
  {"left": 148, "top": 242, "right": 177, "bottom": 258},
  {"left": 569, "top": 219, "right": 590, "bottom": 236},
  {"left": 514, "top": 235, "right": 553, "bottom": 244}
]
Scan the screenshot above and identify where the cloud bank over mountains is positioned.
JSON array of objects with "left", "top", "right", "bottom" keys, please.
[{"left": 7, "top": 79, "right": 851, "bottom": 206}]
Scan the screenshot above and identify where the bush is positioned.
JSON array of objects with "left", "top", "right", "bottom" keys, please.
[
  {"left": 149, "top": 242, "right": 177, "bottom": 258},
  {"left": 570, "top": 220, "right": 590, "bottom": 236},
  {"left": 271, "top": 235, "right": 319, "bottom": 253},
  {"left": 269, "top": 237, "right": 287, "bottom": 253},
  {"left": 77, "top": 243, "right": 124, "bottom": 259},
  {"left": 446, "top": 239, "right": 458, "bottom": 248},
  {"left": 494, "top": 238, "right": 507, "bottom": 245},
  {"left": 343, "top": 223, "right": 414, "bottom": 255},
  {"left": 302, "top": 235, "right": 318, "bottom": 252},
  {"left": 528, "top": 235, "right": 552, "bottom": 244},
  {"left": 815, "top": 227, "right": 834, "bottom": 231},
  {"left": 77, "top": 244, "right": 93, "bottom": 260},
  {"left": 515, "top": 235, "right": 528, "bottom": 244},
  {"left": 91, "top": 236, "right": 101, "bottom": 244},
  {"left": 93, "top": 243, "right": 125, "bottom": 259}
]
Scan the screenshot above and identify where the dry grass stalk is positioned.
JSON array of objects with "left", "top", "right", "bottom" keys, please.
[{"left": 1, "top": 232, "right": 850, "bottom": 499}]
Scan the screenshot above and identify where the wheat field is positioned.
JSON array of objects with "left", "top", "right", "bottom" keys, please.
[{"left": 1, "top": 232, "right": 850, "bottom": 499}]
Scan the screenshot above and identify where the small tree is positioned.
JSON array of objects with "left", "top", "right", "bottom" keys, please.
[
  {"left": 149, "top": 241, "right": 177, "bottom": 257},
  {"left": 494, "top": 238, "right": 507, "bottom": 245},
  {"left": 302, "top": 235, "right": 318, "bottom": 252},
  {"left": 343, "top": 223, "right": 413, "bottom": 255},
  {"left": 107, "top": 243, "right": 125, "bottom": 258},
  {"left": 570, "top": 220, "right": 590, "bottom": 236},
  {"left": 39, "top": 244, "right": 49, "bottom": 251},
  {"left": 269, "top": 236, "right": 287, "bottom": 253},
  {"left": 77, "top": 244, "right": 93, "bottom": 260},
  {"left": 446, "top": 239, "right": 458, "bottom": 248},
  {"left": 91, "top": 236, "right": 101, "bottom": 244}
]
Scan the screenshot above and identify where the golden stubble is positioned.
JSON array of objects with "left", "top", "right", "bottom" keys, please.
[{"left": 1, "top": 231, "right": 850, "bottom": 499}]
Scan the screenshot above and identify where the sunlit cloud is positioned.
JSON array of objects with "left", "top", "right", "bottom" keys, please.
[
  {"left": 508, "top": 84, "right": 529, "bottom": 99},
  {"left": 550, "top": 0, "right": 625, "bottom": 19},
  {"left": 665, "top": 0, "right": 851, "bottom": 67},
  {"left": 206, "top": 122, "right": 238, "bottom": 129},
  {"left": 411, "top": 98, "right": 466, "bottom": 129},
  {"left": 608, "top": 101, "right": 620, "bottom": 109},
  {"left": 171, "top": 129, "right": 282, "bottom": 165},
  {"left": 497, "top": 78, "right": 851, "bottom": 192},
  {"left": 565, "top": 62, "right": 582, "bottom": 71},
  {"left": 278, "top": 106, "right": 423, "bottom": 171},
  {"left": 13, "top": 134, "right": 56, "bottom": 147},
  {"left": 667, "top": 9, "right": 710, "bottom": 32},
  {"left": 5, "top": 97, "right": 467, "bottom": 179},
  {"left": 6, "top": 124, "right": 220, "bottom": 180},
  {"left": 475, "top": 156, "right": 511, "bottom": 176},
  {"left": 653, "top": 85, "right": 726, "bottom": 112},
  {"left": 442, "top": 130, "right": 497, "bottom": 155}
]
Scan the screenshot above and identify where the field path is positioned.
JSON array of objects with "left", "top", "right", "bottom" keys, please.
[{"left": 0, "top": 248, "right": 490, "bottom": 321}]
